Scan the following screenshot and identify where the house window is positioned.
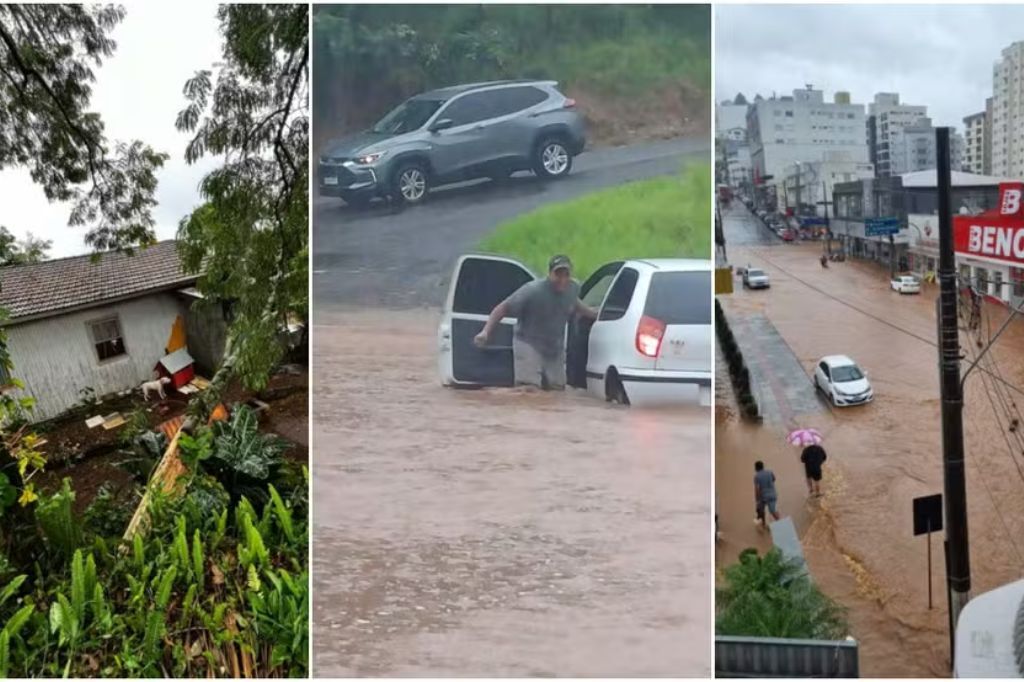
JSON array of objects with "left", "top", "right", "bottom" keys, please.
[{"left": 89, "top": 317, "right": 127, "bottom": 361}]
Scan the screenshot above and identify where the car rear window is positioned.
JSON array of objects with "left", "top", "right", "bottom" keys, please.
[
  {"left": 453, "top": 258, "right": 533, "bottom": 315},
  {"left": 644, "top": 271, "right": 711, "bottom": 325}
]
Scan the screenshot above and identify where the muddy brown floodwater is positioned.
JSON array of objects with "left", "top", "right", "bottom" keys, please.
[
  {"left": 717, "top": 242, "right": 1024, "bottom": 678},
  {"left": 312, "top": 308, "right": 712, "bottom": 677}
]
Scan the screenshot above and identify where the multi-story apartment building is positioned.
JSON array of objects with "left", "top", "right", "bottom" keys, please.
[
  {"left": 889, "top": 117, "right": 965, "bottom": 175},
  {"left": 963, "top": 99, "right": 992, "bottom": 175},
  {"left": 866, "top": 92, "right": 928, "bottom": 178},
  {"left": 747, "top": 86, "right": 869, "bottom": 197},
  {"left": 992, "top": 41, "right": 1024, "bottom": 178}
]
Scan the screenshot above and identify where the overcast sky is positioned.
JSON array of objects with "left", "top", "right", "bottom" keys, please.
[
  {"left": 0, "top": 4, "right": 222, "bottom": 257},
  {"left": 716, "top": 5, "right": 1024, "bottom": 130}
]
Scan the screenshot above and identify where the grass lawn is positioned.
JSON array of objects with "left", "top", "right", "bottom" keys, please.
[{"left": 478, "top": 161, "right": 710, "bottom": 279}]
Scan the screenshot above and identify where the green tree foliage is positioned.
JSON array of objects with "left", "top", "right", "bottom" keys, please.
[
  {"left": 313, "top": 4, "right": 710, "bottom": 140},
  {"left": 176, "top": 4, "right": 308, "bottom": 403},
  {"left": 0, "top": 5, "right": 168, "bottom": 251},
  {"left": 0, "top": 227, "right": 51, "bottom": 265},
  {"left": 716, "top": 548, "right": 849, "bottom": 640}
]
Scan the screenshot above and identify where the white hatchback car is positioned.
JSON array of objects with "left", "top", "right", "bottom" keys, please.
[
  {"left": 813, "top": 355, "right": 873, "bottom": 407},
  {"left": 890, "top": 274, "right": 921, "bottom": 294},
  {"left": 437, "top": 255, "right": 711, "bottom": 407}
]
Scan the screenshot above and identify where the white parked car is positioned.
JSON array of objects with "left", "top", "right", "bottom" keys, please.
[
  {"left": 437, "top": 255, "right": 712, "bottom": 407},
  {"left": 813, "top": 355, "right": 873, "bottom": 407},
  {"left": 890, "top": 274, "right": 921, "bottom": 294},
  {"left": 742, "top": 267, "right": 770, "bottom": 289}
]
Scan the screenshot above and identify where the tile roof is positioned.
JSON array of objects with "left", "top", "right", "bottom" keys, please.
[{"left": 0, "top": 240, "right": 198, "bottom": 322}]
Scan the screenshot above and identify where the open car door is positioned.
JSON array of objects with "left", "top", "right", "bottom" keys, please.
[
  {"left": 567, "top": 261, "right": 623, "bottom": 388},
  {"left": 438, "top": 254, "right": 535, "bottom": 386}
]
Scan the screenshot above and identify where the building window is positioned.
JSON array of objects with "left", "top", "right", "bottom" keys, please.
[
  {"left": 89, "top": 316, "right": 127, "bottom": 362},
  {"left": 1012, "top": 267, "right": 1024, "bottom": 298}
]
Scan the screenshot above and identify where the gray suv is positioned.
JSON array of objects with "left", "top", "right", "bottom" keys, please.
[{"left": 318, "top": 80, "right": 586, "bottom": 206}]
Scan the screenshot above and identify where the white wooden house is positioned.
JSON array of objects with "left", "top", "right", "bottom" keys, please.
[{"left": 0, "top": 241, "right": 226, "bottom": 422}]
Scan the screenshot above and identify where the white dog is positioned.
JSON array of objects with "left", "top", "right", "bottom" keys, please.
[{"left": 141, "top": 376, "right": 172, "bottom": 401}]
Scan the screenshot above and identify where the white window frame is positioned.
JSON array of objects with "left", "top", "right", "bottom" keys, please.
[{"left": 87, "top": 315, "right": 129, "bottom": 363}]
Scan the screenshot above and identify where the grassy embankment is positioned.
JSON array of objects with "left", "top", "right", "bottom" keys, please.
[{"left": 479, "top": 162, "right": 710, "bottom": 279}]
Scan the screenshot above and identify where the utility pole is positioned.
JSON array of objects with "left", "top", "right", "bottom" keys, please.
[{"left": 936, "top": 126, "right": 970, "bottom": 665}]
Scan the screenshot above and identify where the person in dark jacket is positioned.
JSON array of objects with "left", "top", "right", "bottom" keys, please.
[{"left": 800, "top": 443, "right": 828, "bottom": 497}]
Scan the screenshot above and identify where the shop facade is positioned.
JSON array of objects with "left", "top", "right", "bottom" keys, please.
[{"left": 953, "top": 182, "right": 1024, "bottom": 308}]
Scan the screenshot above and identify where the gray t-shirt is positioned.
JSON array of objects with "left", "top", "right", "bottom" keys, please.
[
  {"left": 754, "top": 469, "right": 777, "bottom": 501},
  {"left": 503, "top": 278, "right": 580, "bottom": 358}
]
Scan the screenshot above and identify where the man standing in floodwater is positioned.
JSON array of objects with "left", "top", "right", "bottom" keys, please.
[
  {"left": 474, "top": 254, "right": 598, "bottom": 390},
  {"left": 753, "top": 460, "right": 781, "bottom": 528},
  {"left": 800, "top": 443, "right": 828, "bottom": 497}
]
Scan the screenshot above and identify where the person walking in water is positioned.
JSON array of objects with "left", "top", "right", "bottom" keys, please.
[
  {"left": 800, "top": 442, "right": 828, "bottom": 497},
  {"left": 474, "top": 254, "right": 598, "bottom": 390},
  {"left": 753, "top": 460, "right": 781, "bottom": 528}
]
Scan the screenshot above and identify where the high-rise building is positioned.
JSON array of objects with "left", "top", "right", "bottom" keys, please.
[
  {"left": 963, "top": 100, "right": 992, "bottom": 175},
  {"left": 888, "top": 117, "right": 964, "bottom": 175},
  {"left": 747, "top": 86, "right": 868, "bottom": 193},
  {"left": 866, "top": 92, "right": 928, "bottom": 178},
  {"left": 992, "top": 41, "right": 1024, "bottom": 178}
]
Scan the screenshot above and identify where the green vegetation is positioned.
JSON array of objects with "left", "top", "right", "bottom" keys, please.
[
  {"left": 312, "top": 5, "right": 710, "bottom": 142},
  {"left": 479, "top": 162, "right": 710, "bottom": 279},
  {"left": 716, "top": 548, "right": 848, "bottom": 640},
  {"left": 0, "top": 408, "right": 308, "bottom": 677}
]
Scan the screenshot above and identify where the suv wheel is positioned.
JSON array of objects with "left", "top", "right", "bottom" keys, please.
[
  {"left": 534, "top": 138, "right": 573, "bottom": 179},
  {"left": 393, "top": 162, "right": 429, "bottom": 205}
]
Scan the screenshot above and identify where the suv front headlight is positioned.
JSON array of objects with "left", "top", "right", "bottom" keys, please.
[{"left": 355, "top": 151, "right": 387, "bottom": 165}]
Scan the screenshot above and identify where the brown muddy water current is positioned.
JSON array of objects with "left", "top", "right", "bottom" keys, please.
[
  {"left": 717, "top": 243, "right": 1024, "bottom": 677},
  {"left": 313, "top": 308, "right": 712, "bottom": 676}
]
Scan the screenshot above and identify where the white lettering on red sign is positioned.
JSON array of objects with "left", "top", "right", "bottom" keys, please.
[
  {"left": 968, "top": 223, "right": 1024, "bottom": 260},
  {"left": 1002, "top": 188, "right": 1022, "bottom": 215}
]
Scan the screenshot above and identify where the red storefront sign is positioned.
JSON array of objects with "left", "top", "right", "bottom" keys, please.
[{"left": 954, "top": 182, "right": 1024, "bottom": 265}]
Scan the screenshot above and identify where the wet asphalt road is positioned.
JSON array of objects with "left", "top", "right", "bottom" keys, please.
[
  {"left": 721, "top": 201, "right": 780, "bottom": 247},
  {"left": 312, "top": 137, "right": 709, "bottom": 310}
]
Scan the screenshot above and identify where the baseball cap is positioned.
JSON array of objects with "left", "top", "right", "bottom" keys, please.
[{"left": 548, "top": 254, "right": 572, "bottom": 272}]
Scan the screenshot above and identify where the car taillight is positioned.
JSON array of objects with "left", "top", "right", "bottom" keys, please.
[
  {"left": 636, "top": 315, "right": 666, "bottom": 358},
  {"left": 563, "top": 98, "right": 577, "bottom": 108}
]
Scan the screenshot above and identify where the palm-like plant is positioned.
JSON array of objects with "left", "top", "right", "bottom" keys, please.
[{"left": 717, "top": 548, "right": 848, "bottom": 640}]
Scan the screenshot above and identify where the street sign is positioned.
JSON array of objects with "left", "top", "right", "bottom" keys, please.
[
  {"left": 914, "top": 493, "right": 943, "bottom": 535},
  {"left": 800, "top": 216, "right": 827, "bottom": 227},
  {"left": 865, "top": 216, "right": 901, "bottom": 237},
  {"left": 914, "top": 493, "right": 943, "bottom": 611}
]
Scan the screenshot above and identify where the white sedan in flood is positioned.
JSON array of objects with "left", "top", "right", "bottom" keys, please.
[
  {"left": 813, "top": 355, "right": 873, "bottom": 407},
  {"left": 890, "top": 275, "right": 921, "bottom": 294},
  {"left": 436, "top": 254, "right": 712, "bottom": 407}
]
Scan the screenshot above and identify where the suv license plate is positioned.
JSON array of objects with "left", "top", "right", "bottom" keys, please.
[{"left": 323, "top": 176, "right": 338, "bottom": 186}]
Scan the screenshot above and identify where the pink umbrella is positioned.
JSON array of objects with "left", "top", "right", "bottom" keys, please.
[{"left": 787, "top": 428, "right": 823, "bottom": 446}]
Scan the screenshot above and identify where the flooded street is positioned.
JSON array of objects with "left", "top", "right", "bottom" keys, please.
[
  {"left": 716, "top": 207, "right": 1024, "bottom": 677},
  {"left": 313, "top": 308, "right": 711, "bottom": 676}
]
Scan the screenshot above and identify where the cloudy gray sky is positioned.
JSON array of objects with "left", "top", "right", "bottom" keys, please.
[
  {"left": 716, "top": 5, "right": 1024, "bottom": 129},
  {"left": 0, "top": 4, "right": 222, "bottom": 257}
]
